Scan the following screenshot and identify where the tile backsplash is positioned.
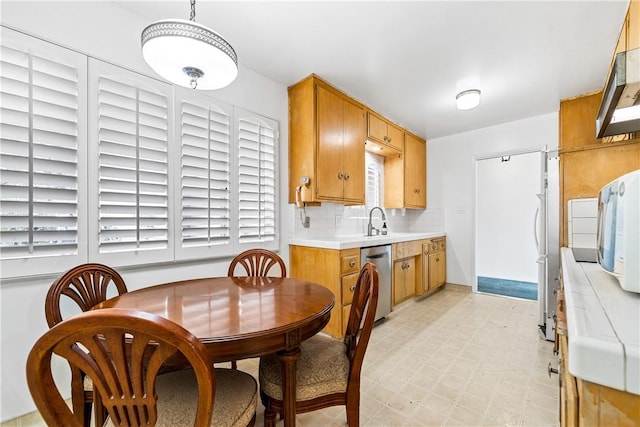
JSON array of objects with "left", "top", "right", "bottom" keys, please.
[
  {"left": 289, "top": 203, "right": 444, "bottom": 239},
  {"left": 567, "top": 198, "right": 598, "bottom": 249}
]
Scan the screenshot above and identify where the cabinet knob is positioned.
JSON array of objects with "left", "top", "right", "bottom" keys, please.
[
  {"left": 350, "top": 285, "right": 356, "bottom": 292},
  {"left": 387, "top": 136, "right": 392, "bottom": 142},
  {"left": 435, "top": 257, "right": 440, "bottom": 262},
  {"left": 337, "top": 172, "right": 344, "bottom": 180},
  {"left": 344, "top": 173, "right": 350, "bottom": 181},
  {"left": 349, "top": 259, "right": 355, "bottom": 267}
]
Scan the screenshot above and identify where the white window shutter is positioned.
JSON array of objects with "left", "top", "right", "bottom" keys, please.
[
  {"left": 365, "top": 151, "right": 384, "bottom": 210},
  {"left": 88, "top": 59, "right": 173, "bottom": 266},
  {"left": 0, "top": 27, "right": 88, "bottom": 278},
  {"left": 175, "top": 88, "right": 232, "bottom": 259},
  {"left": 234, "top": 109, "right": 278, "bottom": 249}
]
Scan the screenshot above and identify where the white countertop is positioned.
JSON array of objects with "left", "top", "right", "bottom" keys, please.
[
  {"left": 561, "top": 247, "right": 640, "bottom": 395},
  {"left": 289, "top": 231, "right": 445, "bottom": 250}
]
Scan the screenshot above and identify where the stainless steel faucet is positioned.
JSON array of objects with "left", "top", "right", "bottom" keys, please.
[{"left": 367, "top": 206, "right": 387, "bottom": 236}]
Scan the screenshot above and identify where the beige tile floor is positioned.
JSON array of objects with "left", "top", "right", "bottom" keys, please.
[{"left": 4, "top": 286, "right": 559, "bottom": 427}]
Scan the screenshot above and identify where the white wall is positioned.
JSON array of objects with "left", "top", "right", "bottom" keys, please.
[
  {"left": 476, "top": 152, "right": 541, "bottom": 283},
  {"left": 427, "top": 113, "right": 559, "bottom": 287},
  {"left": 0, "top": 2, "right": 288, "bottom": 421}
]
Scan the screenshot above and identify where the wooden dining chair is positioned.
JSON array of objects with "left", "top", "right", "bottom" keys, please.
[
  {"left": 227, "top": 249, "right": 287, "bottom": 369},
  {"left": 27, "top": 308, "right": 258, "bottom": 427},
  {"left": 45, "top": 263, "right": 128, "bottom": 427},
  {"left": 227, "top": 249, "right": 287, "bottom": 278},
  {"left": 258, "top": 262, "right": 379, "bottom": 427}
]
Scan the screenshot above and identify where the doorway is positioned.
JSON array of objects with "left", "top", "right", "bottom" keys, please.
[{"left": 475, "top": 151, "right": 541, "bottom": 300}]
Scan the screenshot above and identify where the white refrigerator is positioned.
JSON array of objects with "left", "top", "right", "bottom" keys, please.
[{"left": 537, "top": 150, "right": 560, "bottom": 341}]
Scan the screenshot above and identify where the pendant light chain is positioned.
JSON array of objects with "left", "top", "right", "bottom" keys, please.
[{"left": 190, "top": 0, "right": 196, "bottom": 21}]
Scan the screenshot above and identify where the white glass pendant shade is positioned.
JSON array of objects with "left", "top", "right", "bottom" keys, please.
[
  {"left": 142, "top": 19, "right": 238, "bottom": 90},
  {"left": 456, "top": 89, "right": 481, "bottom": 110}
]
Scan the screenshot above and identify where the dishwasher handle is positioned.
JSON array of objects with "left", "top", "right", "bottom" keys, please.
[{"left": 365, "top": 253, "right": 388, "bottom": 260}]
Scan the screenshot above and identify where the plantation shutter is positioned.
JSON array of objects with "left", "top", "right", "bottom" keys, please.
[
  {"left": 235, "top": 110, "right": 278, "bottom": 246},
  {"left": 0, "top": 28, "right": 87, "bottom": 278},
  {"left": 90, "top": 60, "right": 172, "bottom": 264},
  {"left": 176, "top": 92, "right": 231, "bottom": 258},
  {"left": 365, "top": 151, "right": 384, "bottom": 210}
]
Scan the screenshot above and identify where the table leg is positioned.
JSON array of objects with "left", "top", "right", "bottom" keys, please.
[{"left": 277, "top": 346, "right": 301, "bottom": 427}]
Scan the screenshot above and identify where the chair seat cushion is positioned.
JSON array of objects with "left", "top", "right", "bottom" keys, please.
[
  {"left": 259, "top": 334, "right": 349, "bottom": 401},
  {"left": 106, "top": 368, "right": 257, "bottom": 427}
]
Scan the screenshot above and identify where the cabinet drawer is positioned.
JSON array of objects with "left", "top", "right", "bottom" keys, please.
[
  {"left": 427, "top": 238, "right": 445, "bottom": 252},
  {"left": 341, "top": 249, "right": 360, "bottom": 274},
  {"left": 341, "top": 272, "right": 358, "bottom": 305},
  {"left": 393, "top": 240, "right": 422, "bottom": 259},
  {"left": 342, "top": 304, "right": 351, "bottom": 334}
]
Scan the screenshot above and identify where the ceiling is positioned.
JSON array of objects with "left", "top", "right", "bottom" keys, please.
[{"left": 116, "top": 1, "right": 629, "bottom": 140}]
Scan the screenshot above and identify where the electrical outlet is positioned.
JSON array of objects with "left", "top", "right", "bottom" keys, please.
[{"left": 303, "top": 216, "right": 310, "bottom": 228}]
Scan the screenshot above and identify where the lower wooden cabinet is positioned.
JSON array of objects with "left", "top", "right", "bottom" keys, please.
[
  {"left": 418, "top": 237, "right": 446, "bottom": 296},
  {"left": 557, "top": 273, "right": 640, "bottom": 426},
  {"left": 289, "top": 245, "right": 359, "bottom": 338},
  {"left": 428, "top": 238, "right": 446, "bottom": 290},
  {"left": 393, "top": 257, "right": 416, "bottom": 305}
]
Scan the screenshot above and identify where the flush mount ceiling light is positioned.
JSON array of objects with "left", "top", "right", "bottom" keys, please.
[
  {"left": 456, "top": 89, "right": 481, "bottom": 110},
  {"left": 141, "top": 0, "right": 238, "bottom": 90}
]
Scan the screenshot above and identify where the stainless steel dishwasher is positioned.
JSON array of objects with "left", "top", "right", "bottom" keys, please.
[{"left": 360, "top": 245, "right": 392, "bottom": 321}]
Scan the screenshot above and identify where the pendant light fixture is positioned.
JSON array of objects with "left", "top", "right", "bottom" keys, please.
[
  {"left": 141, "top": 0, "right": 238, "bottom": 90},
  {"left": 456, "top": 89, "right": 481, "bottom": 110}
]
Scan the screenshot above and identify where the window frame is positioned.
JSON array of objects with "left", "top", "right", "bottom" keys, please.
[{"left": 0, "top": 27, "right": 88, "bottom": 279}]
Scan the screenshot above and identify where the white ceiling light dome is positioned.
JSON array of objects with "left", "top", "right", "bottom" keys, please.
[
  {"left": 141, "top": 1, "right": 237, "bottom": 90},
  {"left": 456, "top": 89, "right": 481, "bottom": 110}
]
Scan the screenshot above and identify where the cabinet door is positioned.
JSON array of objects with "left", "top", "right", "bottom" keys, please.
[
  {"left": 419, "top": 242, "right": 431, "bottom": 295},
  {"left": 367, "top": 112, "right": 388, "bottom": 143},
  {"left": 386, "top": 122, "right": 404, "bottom": 152},
  {"left": 404, "top": 257, "right": 417, "bottom": 298},
  {"left": 404, "top": 134, "right": 426, "bottom": 208},
  {"left": 316, "top": 85, "right": 344, "bottom": 200},
  {"left": 393, "top": 257, "right": 416, "bottom": 305},
  {"left": 429, "top": 251, "right": 445, "bottom": 289},
  {"left": 342, "top": 99, "right": 365, "bottom": 203}
]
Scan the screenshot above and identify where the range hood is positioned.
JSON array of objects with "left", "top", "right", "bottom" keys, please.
[{"left": 596, "top": 47, "right": 640, "bottom": 138}]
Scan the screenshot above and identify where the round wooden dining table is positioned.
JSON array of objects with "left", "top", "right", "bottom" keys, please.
[{"left": 95, "top": 276, "right": 335, "bottom": 427}]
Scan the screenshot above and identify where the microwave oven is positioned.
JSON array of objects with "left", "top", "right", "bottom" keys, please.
[{"left": 596, "top": 169, "right": 640, "bottom": 293}]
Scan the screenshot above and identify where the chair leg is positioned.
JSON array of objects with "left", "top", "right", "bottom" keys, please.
[
  {"left": 263, "top": 398, "right": 277, "bottom": 427},
  {"left": 346, "top": 390, "right": 360, "bottom": 427},
  {"left": 93, "top": 392, "right": 107, "bottom": 427},
  {"left": 82, "top": 401, "right": 92, "bottom": 427}
]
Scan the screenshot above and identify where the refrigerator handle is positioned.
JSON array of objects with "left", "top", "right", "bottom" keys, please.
[{"left": 534, "top": 206, "right": 540, "bottom": 251}]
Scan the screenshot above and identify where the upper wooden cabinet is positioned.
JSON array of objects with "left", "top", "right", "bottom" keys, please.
[
  {"left": 288, "top": 75, "right": 365, "bottom": 205},
  {"left": 384, "top": 132, "right": 427, "bottom": 209},
  {"left": 367, "top": 111, "right": 403, "bottom": 153}
]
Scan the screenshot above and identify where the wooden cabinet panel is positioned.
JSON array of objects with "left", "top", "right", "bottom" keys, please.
[
  {"left": 384, "top": 132, "right": 427, "bottom": 209},
  {"left": 290, "top": 245, "right": 359, "bottom": 338},
  {"left": 427, "top": 238, "right": 446, "bottom": 290},
  {"left": 342, "top": 304, "right": 351, "bottom": 335},
  {"left": 341, "top": 272, "right": 358, "bottom": 305},
  {"left": 393, "top": 240, "right": 422, "bottom": 259},
  {"left": 419, "top": 241, "right": 431, "bottom": 296},
  {"left": 288, "top": 75, "right": 365, "bottom": 205},
  {"left": 393, "top": 257, "right": 416, "bottom": 306},
  {"left": 404, "top": 133, "right": 427, "bottom": 208},
  {"left": 340, "top": 250, "right": 360, "bottom": 274},
  {"left": 559, "top": 93, "right": 602, "bottom": 150},
  {"left": 367, "top": 111, "right": 403, "bottom": 152},
  {"left": 343, "top": 100, "right": 366, "bottom": 201},
  {"left": 317, "top": 85, "right": 346, "bottom": 200},
  {"left": 559, "top": 142, "right": 640, "bottom": 246}
]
